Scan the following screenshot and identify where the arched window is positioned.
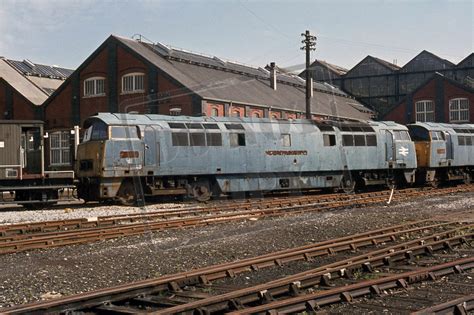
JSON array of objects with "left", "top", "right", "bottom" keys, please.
[
  {"left": 84, "top": 77, "right": 105, "bottom": 97},
  {"left": 449, "top": 98, "right": 469, "bottom": 122},
  {"left": 210, "top": 108, "right": 219, "bottom": 117},
  {"left": 231, "top": 109, "right": 241, "bottom": 117},
  {"left": 122, "top": 72, "right": 145, "bottom": 93},
  {"left": 415, "top": 100, "right": 434, "bottom": 122},
  {"left": 252, "top": 112, "right": 261, "bottom": 118},
  {"left": 271, "top": 113, "right": 279, "bottom": 119}
]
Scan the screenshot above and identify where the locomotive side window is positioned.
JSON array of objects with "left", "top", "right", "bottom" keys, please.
[
  {"left": 366, "top": 135, "right": 377, "bottom": 146},
  {"left": 230, "top": 133, "right": 246, "bottom": 146},
  {"left": 466, "top": 136, "right": 473, "bottom": 146},
  {"left": 172, "top": 133, "right": 189, "bottom": 146},
  {"left": 323, "top": 134, "right": 336, "bottom": 146},
  {"left": 206, "top": 133, "right": 222, "bottom": 146},
  {"left": 110, "top": 126, "right": 139, "bottom": 139},
  {"left": 342, "top": 135, "right": 354, "bottom": 146},
  {"left": 281, "top": 134, "right": 291, "bottom": 147},
  {"left": 354, "top": 135, "right": 365, "bottom": 146},
  {"left": 190, "top": 133, "right": 206, "bottom": 146}
]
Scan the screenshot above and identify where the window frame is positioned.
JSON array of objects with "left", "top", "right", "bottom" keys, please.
[
  {"left": 415, "top": 100, "right": 435, "bottom": 122},
  {"left": 50, "top": 131, "right": 71, "bottom": 166},
  {"left": 449, "top": 98, "right": 470, "bottom": 123},
  {"left": 83, "top": 76, "right": 106, "bottom": 97},
  {"left": 121, "top": 72, "right": 145, "bottom": 94}
]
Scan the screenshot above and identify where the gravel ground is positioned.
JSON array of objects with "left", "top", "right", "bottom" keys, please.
[
  {"left": 0, "top": 191, "right": 473, "bottom": 308},
  {"left": 0, "top": 201, "right": 197, "bottom": 225}
]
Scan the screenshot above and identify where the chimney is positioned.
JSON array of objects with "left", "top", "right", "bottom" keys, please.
[{"left": 270, "top": 62, "right": 277, "bottom": 90}]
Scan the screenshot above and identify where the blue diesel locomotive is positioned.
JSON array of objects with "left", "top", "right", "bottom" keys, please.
[
  {"left": 407, "top": 122, "right": 474, "bottom": 186},
  {"left": 75, "top": 113, "right": 417, "bottom": 204}
]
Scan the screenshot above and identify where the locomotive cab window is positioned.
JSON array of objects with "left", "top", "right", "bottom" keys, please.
[
  {"left": 366, "top": 135, "right": 377, "bottom": 146},
  {"left": 342, "top": 135, "right": 354, "bottom": 146},
  {"left": 323, "top": 134, "right": 336, "bottom": 146},
  {"left": 110, "top": 126, "right": 140, "bottom": 139},
  {"left": 206, "top": 133, "right": 222, "bottom": 146},
  {"left": 230, "top": 133, "right": 246, "bottom": 146},
  {"left": 430, "top": 131, "right": 445, "bottom": 141},
  {"left": 393, "top": 130, "right": 411, "bottom": 141},
  {"left": 83, "top": 121, "right": 108, "bottom": 142}
]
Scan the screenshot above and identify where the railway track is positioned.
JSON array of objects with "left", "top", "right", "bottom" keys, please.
[
  {"left": 3, "top": 219, "right": 472, "bottom": 314},
  {"left": 0, "top": 185, "right": 472, "bottom": 255}
]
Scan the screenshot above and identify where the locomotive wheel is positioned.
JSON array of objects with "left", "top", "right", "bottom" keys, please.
[
  {"left": 117, "top": 182, "right": 138, "bottom": 206},
  {"left": 341, "top": 177, "right": 355, "bottom": 194},
  {"left": 193, "top": 185, "right": 211, "bottom": 202}
]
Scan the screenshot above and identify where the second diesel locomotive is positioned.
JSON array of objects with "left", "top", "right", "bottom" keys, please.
[{"left": 75, "top": 113, "right": 418, "bottom": 204}]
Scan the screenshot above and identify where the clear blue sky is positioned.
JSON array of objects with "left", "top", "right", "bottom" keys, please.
[{"left": 0, "top": 0, "right": 472, "bottom": 71}]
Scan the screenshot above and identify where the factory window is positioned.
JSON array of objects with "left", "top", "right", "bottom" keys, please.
[
  {"left": 354, "top": 135, "right": 365, "bottom": 146},
  {"left": 342, "top": 135, "right": 354, "bottom": 146},
  {"left": 190, "top": 133, "right": 206, "bottom": 146},
  {"left": 84, "top": 77, "right": 105, "bottom": 97},
  {"left": 122, "top": 72, "right": 145, "bottom": 93},
  {"left": 323, "top": 134, "right": 336, "bottom": 146},
  {"left": 449, "top": 98, "right": 469, "bottom": 122},
  {"left": 366, "top": 135, "right": 377, "bottom": 146},
  {"left": 171, "top": 133, "right": 189, "bottom": 146},
  {"left": 206, "top": 133, "right": 222, "bottom": 146},
  {"left": 252, "top": 112, "right": 261, "bottom": 118},
  {"left": 415, "top": 100, "right": 435, "bottom": 122},
  {"left": 50, "top": 131, "right": 70, "bottom": 166},
  {"left": 210, "top": 108, "right": 219, "bottom": 117},
  {"left": 271, "top": 113, "right": 279, "bottom": 119},
  {"left": 231, "top": 109, "right": 242, "bottom": 117},
  {"left": 230, "top": 133, "right": 246, "bottom": 146},
  {"left": 281, "top": 134, "right": 291, "bottom": 147}
]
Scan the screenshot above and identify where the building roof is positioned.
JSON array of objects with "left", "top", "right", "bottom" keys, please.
[
  {"left": 112, "top": 35, "right": 373, "bottom": 120},
  {"left": 0, "top": 58, "right": 72, "bottom": 105},
  {"left": 314, "top": 59, "right": 348, "bottom": 76},
  {"left": 401, "top": 50, "right": 455, "bottom": 72},
  {"left": 370, "top": 56, "right": 401, "bottom": 71}
]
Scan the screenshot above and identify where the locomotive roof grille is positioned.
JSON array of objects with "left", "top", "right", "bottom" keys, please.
[
  {"left": 168, "top": 122, "right": 186, "bottom": 129},
  {"left": 454, "top": 128, "right": 474, "bottom": 134}
]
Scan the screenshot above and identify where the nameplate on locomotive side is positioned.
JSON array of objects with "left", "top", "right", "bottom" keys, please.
[
  {"left": 436, "top": 148, "right": 446, "bottom": 154},
  {"left": 265, "top": 150, "right": 308, "bottom": 156},
  {"left": 120, "top": 151, "right": 139, "bottom": 158}
]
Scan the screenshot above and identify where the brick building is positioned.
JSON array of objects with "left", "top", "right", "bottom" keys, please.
[
  {"left": 44, "top": 34, "right": 373, "bottom": 131},
  {"left": 304, "top": 51, "right": 474, "bottom": 119},
  {"left": 0, "top": 58, "right": 72, "bottom": 120},
  {"left": 384, "top": 73, "right": 474, "bottom": 124}
]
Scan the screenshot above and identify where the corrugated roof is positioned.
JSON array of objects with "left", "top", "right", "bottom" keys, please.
[
  {"left": 114, "top": 36, "right": 373, "bottom": 120},
  {"left": 370, "top": 56, "right": 401, "bottom": 71},
  {"left": 0, "top": 58, "right": 73, "bottom": 105},
  {"left": 314, "top": 60, "right": 348, "bottom": 76}
]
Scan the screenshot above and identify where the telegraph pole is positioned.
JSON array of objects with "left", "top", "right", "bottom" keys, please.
[{"left": 301, "top": 30, "right": 317, "bottom": 119}]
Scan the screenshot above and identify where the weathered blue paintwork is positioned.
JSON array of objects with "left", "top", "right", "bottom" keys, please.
[{"left": 77, "top": 113, "right": 418, "bottom": 200}]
